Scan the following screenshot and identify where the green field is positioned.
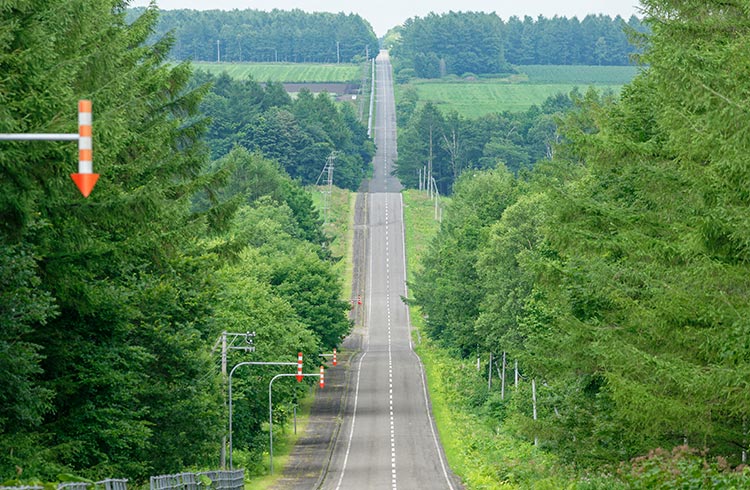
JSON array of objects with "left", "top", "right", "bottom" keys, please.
[
  {"left": 400, "top": 65, "right": 640, "bottom": 117},
  {"left": 517, "top": 64, "right": 641, "bottom": 84},
  {"left": 192, "top": 62, "right": 362, "bottom": 82}
]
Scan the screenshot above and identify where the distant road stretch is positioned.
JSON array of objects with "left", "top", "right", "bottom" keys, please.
[{"left": 319, "top": 51, "right": 461, "bottom": 490}]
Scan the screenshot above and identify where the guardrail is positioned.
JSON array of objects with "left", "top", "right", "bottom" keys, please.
[
  {"left": 2, "top": 470, "right": 242, "bottom": 490},
  {"left": 150, "top": 470, "right": 244, "bottom": 490},
  {"left": 2, "top": 479, "right": 128, "bottom": 490}
]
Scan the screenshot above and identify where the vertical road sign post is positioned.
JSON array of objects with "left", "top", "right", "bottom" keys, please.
[{"left": 0, "top": 100, "right": 99, "bottom": 197}]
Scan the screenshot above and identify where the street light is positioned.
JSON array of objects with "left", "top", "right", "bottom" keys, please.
[
  {"left": 228, "top": 361, "right": 296, "bottom": 469},
  {"left": 268, "top": 371, "right": 323, "bottom": 474}
]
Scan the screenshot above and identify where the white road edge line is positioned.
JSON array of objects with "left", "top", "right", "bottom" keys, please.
[
  {"left": 401, "top": 192, "right": 456, "bottom": 490},
  {"left": 333, "top": 350, "right": 367, "bottom": 490}
]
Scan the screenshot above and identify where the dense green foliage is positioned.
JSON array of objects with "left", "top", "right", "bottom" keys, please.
[
  {"left": 389, "top": 13, "right": 646, "bottom": 80},
  {"left": 0, "top": 2, "right": 349, "bottom": 482},
  {"left": 504, "top": 14, "right": 646, "bottom": 66},
  {"left": 128, "top": 8, "right": 378, "bottom": 63},
  {"left": 395, "top": 91, "right": 574, "bottom": 194},
  {"left": 193, "top": 70, "right": 375, "bottom": 190},
  {"left": 390, "top": 12, "right": 508, "bottom": 78},
  {"left": 409, "top": 0, "right": 750, "bottom": 478}
]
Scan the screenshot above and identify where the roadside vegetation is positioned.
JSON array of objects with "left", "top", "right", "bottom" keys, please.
[
  {"left": 0, "top": 4, "right": 369, "bottom": 483},
  {"left": 400, "top": 3, "right": 750, "bottom": 488}
]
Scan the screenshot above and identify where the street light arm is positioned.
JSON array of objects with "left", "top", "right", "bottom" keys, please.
[{"left": 227, "top": 360, "right": 298, "bottom": 469}]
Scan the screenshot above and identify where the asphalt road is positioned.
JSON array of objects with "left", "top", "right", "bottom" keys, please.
[{"left": 318, "top": 51, "right": 461, "bottom": 490}]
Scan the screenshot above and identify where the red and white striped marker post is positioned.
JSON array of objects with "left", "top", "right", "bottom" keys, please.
[
  {"left": 0, "top": 99, "right": 99, "bottom": 197},
  {"left": 70, "top": 100, "right": 98, "bottom": 197},
  {"left": 296, "top": 352, "right": 303, "bottom": 382},
  {"left": 333, "top": 348, "right": 337, "bottom": 366},
  {"left": 319, "top": 365, "right": 325, "bottom": 389}
]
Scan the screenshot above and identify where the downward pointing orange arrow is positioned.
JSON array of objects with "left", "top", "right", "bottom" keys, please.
[{"left": 70, "top": 173, "right": 99, "bottom": 197}]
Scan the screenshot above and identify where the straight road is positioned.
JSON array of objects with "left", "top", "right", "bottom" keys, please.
[{"left": 319, "top": 51, "right": 460, "bottom": 490}]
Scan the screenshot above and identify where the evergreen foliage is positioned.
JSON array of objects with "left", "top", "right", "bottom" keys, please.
[
  {"left": 391, "top": 12, "right": 508, "bottom": 78},
  {"left": 395, "top": 92, "right": 574, "bottom": 194},
  {"left": 128, "top": 8, "right": 378, "bottom": 63},
  {"left": 194, "top": 71, "right": 374, "bottom": 191},
  {"left": 0, "top": 3, "right": 349, "bottom": 482},
  {"left": 390, "top": 13, "right": 647, "bottom": 80},
  {"left": 408, "top": 0, "right": 750, "bottom": 474}
]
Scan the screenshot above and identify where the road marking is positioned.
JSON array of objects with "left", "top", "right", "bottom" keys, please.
[
  {"left": 386, "top": 192, "right": 397, "bottom": 490},
  {"left": 400, "top": 192, "right": 456, "bottom": 490},
  {"left": 333, "top": 351, "right": 367, "bottom": 490}
]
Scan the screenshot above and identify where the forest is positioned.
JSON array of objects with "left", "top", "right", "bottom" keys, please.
[
  {"left": 126, "top": 8, "right": 379, "bottom": 63},
  {"left": 389, "top": 12, "right": 647, "bottom": 78},
  {"left": 192, "top": 71, "right": 374, "bottom": 190},
  {"left": 395, "top": 88, "right": 575, "bottom": 195},
  {"left": 407, "top": 0, "right": 750, "bottom": 480},
  {"left": 0, "top": 2, "right": 371, "bottom": 482}
]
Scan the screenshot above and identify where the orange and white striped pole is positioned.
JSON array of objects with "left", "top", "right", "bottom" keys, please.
[
  {"left": 296, "top": 352, "right": 303, "bottom": 382},
  {"left": 0, "top": 99, "right": 99, "bottom": 197},
  {"left": 70, "top": 100, "right": 99, "bottom": 197},
  {"left": 319, "top": 365, "right": 325, "bottom": 389},
  {"left": 333, "top": 348, "right": 337, "bottom": 366}
]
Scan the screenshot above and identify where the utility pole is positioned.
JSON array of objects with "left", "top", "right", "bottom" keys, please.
[
  {"left": 532, "top": 379, "right": 538, "bottom": 446},
  {"left": 487, "top": 353, "right": 493, "bottom": 390},
  {"left": 315, "top": 152, "right": 336, "bottom": 225},
  {"left": 217, "top": 39, "right": 220, "bottom": 62},
  {"left": 218, "top": 331, "right": 256, "bottom": 468},
  {"left": 336, "top": 41, "right": 340, "bottom": 64},
  {"left": 500, "top": 352, "right": 506, "bottom": 400}
]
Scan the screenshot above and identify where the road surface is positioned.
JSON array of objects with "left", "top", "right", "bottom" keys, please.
[{"left": 319, "top": 50, "right": 461, "bottom": 490}]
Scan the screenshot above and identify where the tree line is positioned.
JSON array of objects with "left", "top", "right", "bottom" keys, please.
[
  {"left": 389, "top": 12, "right": 646, "bottom": 79},
  {"left": 126, "top": 8, "right": 378, "bottom": 63},
  {"left": 1, "top": 3, "right": 366, "bottom": 482},
  {"left": 193, "top": 71, "right": 375, "bottom": 190},
  {"left": 408, "top": 0, "right": 750, "bottom": 475},
  {"left": 395, "top": 87, "right": 575, "bottom": 195}
]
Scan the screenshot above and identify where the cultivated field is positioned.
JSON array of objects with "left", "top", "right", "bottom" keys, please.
[
  {"left": 192, "top": 62, "right": 362, "bottom": 82},
  {"left": 517, "top": 64, "right": 641, "bottom": 84},
  {"left": 400, "top": 65, "right": 641, "bottom": 117}
]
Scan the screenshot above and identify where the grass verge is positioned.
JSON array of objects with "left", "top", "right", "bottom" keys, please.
[
  {"left": 243, "top": 394, "right": 314, "bottom": 490},
  {"left": 310, "top": 185, "right": 354, "bottom": 300}
]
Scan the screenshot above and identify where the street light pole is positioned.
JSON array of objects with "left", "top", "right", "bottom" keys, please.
[
  {"left": 268, "top": 372, "right": 323, "bottom": 474},
  {"left": 228, "top": 361, "right": 297, "bottom": 469}
]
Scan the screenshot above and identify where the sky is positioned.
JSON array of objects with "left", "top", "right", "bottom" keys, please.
[{"left": 129, "top": 0, "right": 642, "bottom": 37}]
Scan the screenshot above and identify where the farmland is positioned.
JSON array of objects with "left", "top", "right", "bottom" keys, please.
[
  {"left": 399, "top": 65, "right": 642, "bottom": 117},
  {"left": 191, "top": 62, "right": 362, "bottom": 82}
]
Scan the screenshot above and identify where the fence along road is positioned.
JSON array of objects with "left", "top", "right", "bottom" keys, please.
[{"left": 319, "top": 50, "right": 461, "bottom": 490}]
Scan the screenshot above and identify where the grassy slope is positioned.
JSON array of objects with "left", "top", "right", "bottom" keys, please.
[
  {"left": 191, "top": 62, "right": 361, "bottom": 82},
  {"left": 399, "top": 65, "right": 640, "bottom": 117}
]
